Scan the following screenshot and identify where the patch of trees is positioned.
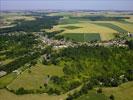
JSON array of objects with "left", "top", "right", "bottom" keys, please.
[
  {"left": 127, "top": 40, "right": 133, "bottom": 49},
  {"left": 43, "top": 30, "right": 64, "bottom": 38},
  {"left": 0, "top": 15, "right": 62, "bottom": 34},
  {"left": 0, "top": 32, "right": 45, "bottom": 73},
  {"left": 9, "top": 87, "right": 46, "bottom": 95},
  {"left": 48, "top": 45, "right": 133, "bottom": 94},
  {"left": 70, "top": 16, "right": 130, "bottom": 21}
]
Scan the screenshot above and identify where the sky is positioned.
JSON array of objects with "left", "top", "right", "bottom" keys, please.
[{"left": 0, "top": 0, "right": 133, "bottom": 11}]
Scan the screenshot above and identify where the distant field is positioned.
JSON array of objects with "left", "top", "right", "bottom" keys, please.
[
  {"left": 92, "top": 21, "right": 133, "bottom": 32},
  {"left": 63, "top": 33, "right": 101, "bottom": 42},
  {"left": 52, "top": 22, "right": 116, "bottom": 40},
  {"left": 93, "top": 22, "right": 128, "bottom": 33},
  {"left": 48, "top": 13, "right": 133, "bottom": 41},
  {"left": 7, "top": 64, "right": 64, "bottom": 90}
]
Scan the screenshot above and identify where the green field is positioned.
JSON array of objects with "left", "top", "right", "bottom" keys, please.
[
  {"left": 0, "top": 11, "right": 133, "bottom": 100},
  {"left": 93, "top": 22, "right": 128, "bottom": 33},
  {"left": 7, "top": 63, "right": 64, "bottom": 90},
  {"left": 0, "top": 73, "right": 17, "bottom": 88},
  {"left": 63, "top": 33, "right": 101, "bottom": 42},
  {"left": 75, "top": 91, "right": 108, "bottom": 100},
  {"left": 49, "top": 13, "right": 133, "bottom": 41},
  {"left": 103, "top": 82, "right": 133, "bottom": 100}
]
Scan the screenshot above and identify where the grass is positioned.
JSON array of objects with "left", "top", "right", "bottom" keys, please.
[
  {"left": 103, "top": 81, "right": 133, "bottom": 100},
  {"left": 63, "top": 33, "right": 101, "bottom": 42},
  {"left": 75, "top": 91, "right": 108, "bottom": 100},
  {"left": 0, "top": 73, "right": 17, "bottom": 88},
  {"left": 7, "top": 63, "right": 64, "bottom": 90},
  {"left": 0, "top": 82, "right": 132, "bottom": 100},
  {"left": 0, "top": 89, "right": 67, "bottom": 100}
]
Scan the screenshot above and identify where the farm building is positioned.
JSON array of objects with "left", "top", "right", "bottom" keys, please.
[{"left": 128, "top": 32, "right": 133, "bottom": 37}]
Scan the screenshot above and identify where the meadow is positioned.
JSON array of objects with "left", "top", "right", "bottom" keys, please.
[
  {"left": 103, "top": 81, "right": 133, "bottom": 100},
  {"left": 7, "top": 63, "right": 64, "bottom": 90}
]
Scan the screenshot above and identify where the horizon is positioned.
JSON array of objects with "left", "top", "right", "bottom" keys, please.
[{"left": 1, "top": 0, "right": 133, "bottom": 11}]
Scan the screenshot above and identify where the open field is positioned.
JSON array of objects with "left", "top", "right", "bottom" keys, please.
[
  {"left": 48, "top": 12, "right": 133, "bottom": 41},
  {"left": 0, "top": 89, "right": 67, "bottom": 100},
  {"left": 0, "top": 11, "right": 133, "bottom": 100},
  {"left": 103, "top": 82, "right": 133, "bottom": 100},
  {"left": 52, "top": 22, "right": 116, "bottom": 41},
  {"left": 7, "top": 63, "right": 64, "bottom": 90},
  {"left": 92, "top": 21, "right": 133, "bottom": 32},
  {"left": 75, "top": 91, "right": 108, "bottom": 100},
  {"left": 63, "top": 33, "right": 101, "bottom": 42},
  {"left": 93, "top": 22, "right": 128, "bottom": 33},
  {"left": 0, "top": 73, "right": 17, "bottom": 88},
  {"left": 0, "top": 82, "right": 132, "bottom": 100}
]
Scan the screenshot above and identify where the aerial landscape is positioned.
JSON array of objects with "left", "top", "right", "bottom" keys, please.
[{"left": 0, "top": 0, "right": 133, "bottom": 100}]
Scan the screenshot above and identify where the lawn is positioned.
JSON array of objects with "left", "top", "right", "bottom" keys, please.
[
  {"left": 63, "top": 33, "right": 101, "bottom": 42},
  {"left": 7, "top": 63, "right": 64, "bottom": 90}
]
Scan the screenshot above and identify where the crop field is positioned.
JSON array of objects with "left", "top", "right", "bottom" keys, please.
[
  {"left": 93, "top": 22, "right": 128, "bottom": 33},
  {"left": 7, "top": 63, "right": 64, "bottom": 90},
  {"left": 92, "top": 21, "right": 133, "bottom": 32},
  {"left": 48, "top": 12, "right": 133, "bottom": 41},
  {"left": 63, "top": 33, "right": 101, "bottom": 42},
  {"left": 0, "top": 11, "right": 133, "bottom": 100},
  {"left": 52, "top": 22, "right": 117, "bottom": 41}
]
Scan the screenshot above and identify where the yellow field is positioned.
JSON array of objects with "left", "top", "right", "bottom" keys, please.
[
  {"left": 7, "top": 64, "right": 64, "bottom": 90},
  {"left": 103, "top": 81, "right": 133, "bottom": 100}
]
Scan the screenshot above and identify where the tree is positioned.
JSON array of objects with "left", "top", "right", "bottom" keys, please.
[
  {"left": 16, "top": 87, "right": 27, "bottom": 95},
  {"left": 110, "top": 94, "right": 115, "bottom": 100},
  {"left": 97, "top": 88, "right": 102, "bottom": 93},
  {"left": 127, "top": 40, "right": 133, "bottom": 49}
]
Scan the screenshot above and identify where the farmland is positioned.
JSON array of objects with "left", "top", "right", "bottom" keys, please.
[
  {"left": 63, "top": 33, "right": 101, "bottom": 42},
  {"left": 0, "top": 11, "right": 133, "bottom": 100},
  {"left": 49, "top": 12, "right": 133, "bottom": 41}
]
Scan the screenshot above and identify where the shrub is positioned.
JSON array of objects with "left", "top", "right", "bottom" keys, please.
[
  {"left": 97, "top": 88, "right": 102, "bottom": 93},
  {"left": 110, "top": 94, "right": 115, "bottom": 100},
  {"left": 16, "top": 87, "right": 27, "bottom": 95}
]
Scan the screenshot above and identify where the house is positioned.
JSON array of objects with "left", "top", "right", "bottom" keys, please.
[
  {"left": 0, "top": 71, "right": 7, "bottom": 77},
  {"left": 128, "top": 32, "right": 133, "bottom": 37}
]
